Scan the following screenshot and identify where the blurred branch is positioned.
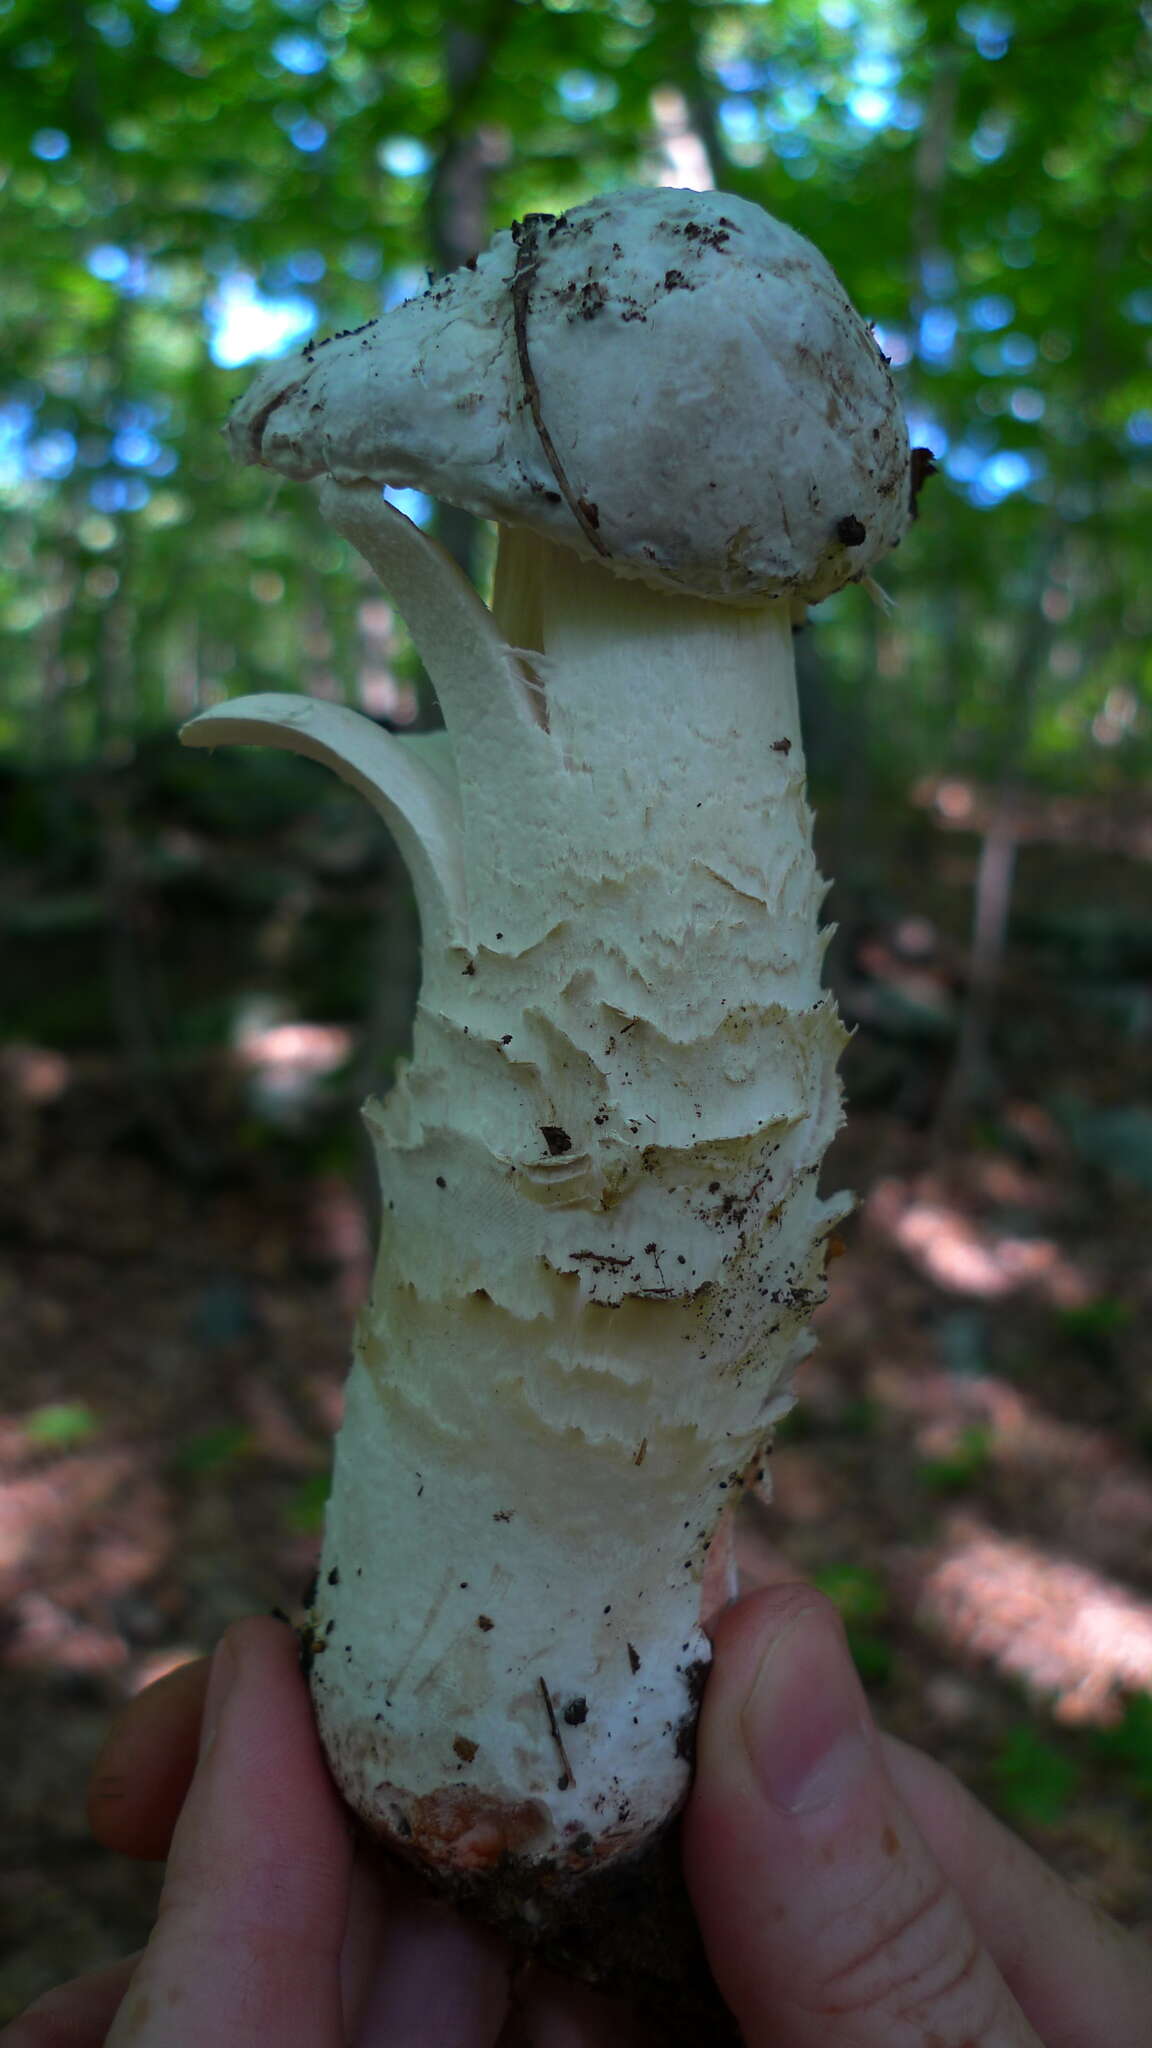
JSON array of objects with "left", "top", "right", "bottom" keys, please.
[
  {"left": 426, "top": 10, "right": 516, "bottom": 583},
  {"left": 95, "top": 772, "right": 214, "bottom": 1178},
  {"left": 936, "top": 535, "right": 1060, "bottom": 1126}
]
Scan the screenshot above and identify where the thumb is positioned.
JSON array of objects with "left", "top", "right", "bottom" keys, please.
[{"left": 683, "top": 1588, "right": 1041, "bottom": 2047}]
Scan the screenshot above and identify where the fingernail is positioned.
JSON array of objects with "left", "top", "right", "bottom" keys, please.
[
  {"left": 740, "top": 1604, "right": 872, "bottom": 1814},
  {"left": 198, "top": 1634, "right": 239, "bottom": 1761}
]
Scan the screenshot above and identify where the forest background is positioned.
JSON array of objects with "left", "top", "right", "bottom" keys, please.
[{"left": 1, "top": 0, "right": 1151, "bottom": 2021}]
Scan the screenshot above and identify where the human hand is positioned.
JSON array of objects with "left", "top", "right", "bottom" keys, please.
[
  {"left": 4, "top": 1617, "right": 642, "bottom": 2047},
  {"left": 683, "top": 1582, "right": 1152, "bottom": 2045},
  {"left": 9, "top": 1598, "right": 1152, "bottom": 2047}
]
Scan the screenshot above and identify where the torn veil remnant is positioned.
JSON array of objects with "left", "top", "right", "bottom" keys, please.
[{"left": 183, "top": 187, "right": 915, "bottom": 1957}]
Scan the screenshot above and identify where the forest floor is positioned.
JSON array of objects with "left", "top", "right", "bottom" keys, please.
[{"left": 2, "top": 786, "right": 1152, "bottom": 2022}]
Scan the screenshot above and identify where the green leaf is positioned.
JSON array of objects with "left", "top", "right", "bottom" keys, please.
[
  {"left": 812, "top": 1565, "right": 893, "bottom": 1687},
  {"left": 25, "top": 1401, "right": 99, "bottom": 1449},
  {"left": 1093, "top": 1693, "right": 1152, "bottom": 1799},
  {"left": 289, "top": 1471, "right": 331, "bottom": 1532},
  {"left": 172, "top": 1423, "right": 253, "bottom": 1474},
  {"left": 811, "top": 1563, "right": 890, "bottom": 1623},
  {"left": 918, "top": 1424, "right": 994, "bottom": 1495},
  {"left": 990, "top": 1727, "right": 1080, "bottom": 1828}
]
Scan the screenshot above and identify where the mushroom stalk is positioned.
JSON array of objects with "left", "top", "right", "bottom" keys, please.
[
  {"left": 187, "top": 497, "right": 845, "bottom": 1877},
  {"left": 183, "top": 183, "right": 915, "bottom": 1990}
]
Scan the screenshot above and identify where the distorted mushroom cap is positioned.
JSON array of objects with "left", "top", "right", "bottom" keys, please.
[{"left": 228, "top": 187, "right": 913, "bottom": 605}]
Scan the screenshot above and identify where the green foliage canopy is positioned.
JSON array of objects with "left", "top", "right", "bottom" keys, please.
[{"left": 1, "top": 0, "right": 1149, "bottom": 788}]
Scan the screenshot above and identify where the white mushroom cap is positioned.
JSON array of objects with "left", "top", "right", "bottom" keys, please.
[{"left": 229, "top": 187, "right": 913, "bottom": 604}]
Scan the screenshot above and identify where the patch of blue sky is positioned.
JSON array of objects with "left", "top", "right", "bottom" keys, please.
[
  {"left": 904, "top": 406, "right": 948, "bottom": 457},
  {"left": 0, "top": 401, "right": 37, "bottom": 441},
  {"left": 848, "top": 86, "right": 893, "bottom": 128},
  {"left": 267, "top": 249, "right": 327, "bottom": 292},
  {"left": 85, "top": 244, "right": 150, "bottom": 296},
  {"left": 999, "top": 333, "right": 1036, "bottom": 370},
  {"left": 27, "top": 431, "right": 78, "bottom": 481},
  {"left": 783, "top": 80, "right": 818, "bottom": 120},
  {"left": 946, "top": 442, "right": 1038, "bottom": 504},
  {"left": 975, "top": 449, "right": 1037, "bottom": 500},
  {"left": 941, "top": 442, "right": 983, "bottom": 484},
  {"left": 146, "top": 0, "right": 181, "bottom": 12},
  {"left": 88, "top": 244, "right": 132, "bottom": 284},
  {"left": 344, "top": 245, "right": 382, "bottom": 282},
  {"left": 90, "top": 475, "right": 150, "bottom": 514},
  {"left": 378, "top": 137, "right": 431, "bottom": 178},
  {"left": 919, "top": 307, "right": 957, "bottom": 364},
  {"left": 1127, "top": 412, "right": 1152, "bottom": 447},
  {"left": 920, "top": 255, "right": 955, "bottom": 299},
  {"left": 973, "top": 333, "right": 1037, "bottom": 377},
  {"left": 113, "top": 428, "right": 163, "bottom": 469},
  {"left": 208, "top": 275, "right": 315, "bottom": 369},
  {"left": 957, "top": 6, "right": 1012, "bottom": 59},
  {"left": 384, "top": 486, "right": 432, "bottom": 527},
  {"left": 0, "top": 411, "right": 31, "bottom": 489},
  {"left": 873, "top": 324, "right": 912, "bottom": 368},
  {"left": 887, "top": 97, "right": 922, "bottom": 131},
  {"left": 853, "top": 49, "right": 899, "bottom": 86},
  {"left": 288, "top": 116, "right": 327, "bottom": 152},
  {"left": 713, "top": 56, "right": 775, "bottom": 92},
  {"left": 971, "top": 116, "right": 1011, "bottom": 163},
  {"left": 288, "top": 250, "right": 326, "bottom": 283},
  {"left": 557, "top": 70, "right": 617, "bottom": 117},
  {"left": 383, "top": 267, "right": 428, "bottom": 311},
  {"left": 1124, "top": 290, "right": 1152, "bottom": 324},
  {"left": 1009, "top": 389, "right": 1045, "bottom": 423},
  {"left": 763, "top": 81, "right": 818, "bottom": 127},
  {"left": 111, "top": 398, "right": 167, "bottom": 429},
  {"left": 31, "top": 128, "right": 70, "bottom": 160},
  {"left": 969, "top": 293, "right": 1013, "bottom": 332},
  {"left": 272, "top": 32, "right": 327, "bottom": 74},
  {"left": 719, "top": 97, "right": 763, "bottom": 146}
]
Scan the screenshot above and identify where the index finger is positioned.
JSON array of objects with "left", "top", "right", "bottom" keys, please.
[
  {"left": 106, "top": 1617, "right": 353, "bottom": 2048},
  {"left": 88, "top": 1654, "right": 211, "bottom": 1860}
]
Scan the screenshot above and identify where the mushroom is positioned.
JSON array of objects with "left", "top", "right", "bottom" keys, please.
[{"left": 182, "top": 188, "right": 914, "bottom": 1997}]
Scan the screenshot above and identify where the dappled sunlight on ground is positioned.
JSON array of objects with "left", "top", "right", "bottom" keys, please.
[
  {"left": 871, "top": 1363, "right": 1152, "bottom": 1497},
  {"left": 779, "top": 1094, "right": 1152, "bottom": 1913},
  {"left": 2, "top": 1020, "right": 1151, "bottom": 2007},
  {"left": 919, "top": 1523, "right": 1152, "bottom": 1725},
  {"left": 867, "top": 1175, "right": 1093, "bottom": 1305},
  {"left": 2, "top": 1045, "right": 72, "bottom": 1105},
  {"left": 0, "top": 1443, "right": 171, "bottom": 1675}
]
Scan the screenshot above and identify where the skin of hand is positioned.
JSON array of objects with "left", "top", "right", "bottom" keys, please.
[{"left": 5, "top": 1597, "right": 1151, "bottom": 2047}]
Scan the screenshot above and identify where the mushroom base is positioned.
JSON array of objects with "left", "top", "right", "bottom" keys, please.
[{"left": 362, "top": 1801, "right": 741, "bottom": 2042}]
